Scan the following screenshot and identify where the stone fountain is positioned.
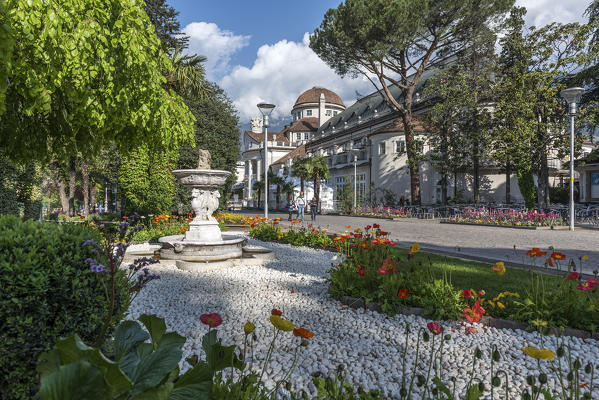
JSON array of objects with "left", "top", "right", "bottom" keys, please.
[{"left": 159, "top": 150, "right": 270, "bottom": 269}]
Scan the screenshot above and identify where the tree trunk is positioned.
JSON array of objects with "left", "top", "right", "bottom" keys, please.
[
  {"left": 441, "top": 176, "right": 448, "bottom": 206},
  {"left": 81, "top": 160, "right": 90, "bottom": 216},
  {"left": 314, "top": 173, "right": 321, "bottom": 203},
  {"left": 276, "top": 185, "right": 280, "bottom": 210},
  {"left": 50, "top": 161, "right": 69, "bottom": 213},
  {"left": 473, "top": 152, "right": 480, "bottom": 204},
  {"left": 90, "top": 185, "right": 97, "bottom": 214},
  {"left": 454, "top": 171, "right": 458, "bottom": 200},
  {"left": 400, "top": 113, "right": 420, "bottom": 204},
  {"left": 537, "top": 148, "right": 550, "bottom": 209},
  {"left": 68, "top": 157, "right": 76, "bottom": 216},
  {"left": 300, "top": 177, "right": 304, "bottom": 192},
  {"left": 505, "top": 163, "right": 511, "bottom": 204},
  {"left": 440, "top": 128, "right": 449, "bottom": 205}
]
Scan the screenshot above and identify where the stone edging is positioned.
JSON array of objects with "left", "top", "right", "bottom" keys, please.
[{"left": 333, "top": 292, "right": 599, "bottom": 341}]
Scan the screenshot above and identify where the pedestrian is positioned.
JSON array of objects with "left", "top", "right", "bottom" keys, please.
[
  {"left": 295, "top": 191, "right": 306, "bottom": 221},
  {"left": 399, "top": 194, "right": 405, "bottom": 207},
  {"left": 309, "top": 197, "right": 318, "bottom": 221},
  {"left": 287, "top": 199, "right": 295, "bottom": 221}
]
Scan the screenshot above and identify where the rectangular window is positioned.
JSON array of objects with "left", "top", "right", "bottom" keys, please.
[
  {"left": 296, "top": 132, "right": 301, "bottom": 140},
  {"left": 333, "top": 111, "right": 338, "bottom": 116},
  {"left": 379, "top": 142, "right": 386, "bottom": 155},
  {"left": 306, "top": 110, "right": 312, "bottom": 116},
  {"left": 592, "top": 172, "right": 599, "bottom": 199},
  {"left": 325, "top": 110, "right": 332, "bottom": 116},
  {"left": 396, "top": 140, "right": 405, "bottom": 153},
  {"left": 304, "top": 132, "right": 310, "bottom": 139}
]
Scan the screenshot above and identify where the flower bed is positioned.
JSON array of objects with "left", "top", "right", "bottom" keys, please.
[
  {"left": 445, "top": 208, "right": 564, "bottom": 227},
  {"left": 351, "top": 205, "right": 412, "bottom": 219},
  {"left": 248, "top": 219, "right": 599, "bottom": 333}
]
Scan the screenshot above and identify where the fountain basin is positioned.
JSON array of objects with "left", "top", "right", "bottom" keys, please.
[
  {"left": 173, "top": 169, "right": 231, "bottom": 188},
  {"left": 159, "top": 234, "right": 246, "bottom": 262}
]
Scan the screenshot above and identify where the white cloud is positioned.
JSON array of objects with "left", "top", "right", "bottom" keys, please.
[
  {"left": 219, "top": 33, "right": 373, "bottom": 125},
  {"left": 183, "top": 22, "right": 251, "bottom": 80},
  {"left": 517, "top": 0, "right": 588, "bottom": 27}
]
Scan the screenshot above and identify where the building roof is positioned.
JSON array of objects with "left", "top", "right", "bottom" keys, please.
[
  {"left": 244, "top": 130, "right": 288, "bottom": 143},
  {"left": 370, "top": 116, "right": 426, "bottom": 135},
  {"left": 272, "top": 144, "right": 306, "bottom": 166},
  {"left": 281, "top": 117, "right": 319, "bottom": 133},
  {"left": 294, "top": 87, "right": 345, "bottom": 108}
]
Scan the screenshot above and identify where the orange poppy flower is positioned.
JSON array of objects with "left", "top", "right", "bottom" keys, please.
[
  {"left": 271, "top": 308, "right": 282, "bottom": 316},
  {"left": 293, "top": 328, "right": 314, "bottom": 339},
  {"left": 546, "top": 257, "right": 554, "bottom": 267},
  {"left": 550, "top": 251, "right": 566, "bottom": 260},
  {"left": 398, "top": 288, "right": 409, "bottom": 299}
]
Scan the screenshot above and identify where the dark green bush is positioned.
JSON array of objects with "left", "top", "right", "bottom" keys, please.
[{"left": 0, "top": 216, "right": 129, "bottom": 399}]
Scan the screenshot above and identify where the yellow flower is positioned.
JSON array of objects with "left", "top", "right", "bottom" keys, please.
[
  {"left": 522, "top": 347, "right": 555, "bottom": 361},
  {"left": 410, "top": 242, "right": 420, "bottom": 253},
  {"left": 269, "top": 315, "right": 295, "bottom": 332},
  {"left": 244, "top": 322, "right": 255, "bottom": 335},
  {"left": 531, "top": 319, "right": 548, "bottom": 328},
  {"left": 582, "top": 255, "right": 589, "bottom": 260},
  {"left": 322, "top": 228, "right": 328, "bottom": 231},
  {"left": 488, "top": 300, "right": 495, "bottom": 308},
  {"left": 496, "top": 301, "right": 505, "bottom": 310},
  {"left": 492, "top": 262, "right": 506, "bottom": 276}
]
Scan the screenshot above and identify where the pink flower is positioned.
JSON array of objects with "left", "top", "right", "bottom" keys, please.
[
  {"left": 577, "top": 280, "right": 596, "bottom": 291},
  {"left": 462, "top": 289, "right": 472, "bottom": 299},
  {"left": 200, "top": 313, "right": 222, "bottom": 328},
  {"left": 427, "top": 322, "right": 443, "bottom": 335},
  {"left": 377, "top": 266, "right": 389, "bottom": 275},
  {"left": 358, "top": 267, "right": 365, "bottom": 276}
]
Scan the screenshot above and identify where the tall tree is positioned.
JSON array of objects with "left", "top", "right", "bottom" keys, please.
[
  {"left": 0, "top": 0, "right": 195, "bottom": 162},
  {"left": 304, "top": 156, "right": 330, "bottom": 204},
  {"left": 291, "top": 157, "right": 310, "bottom": 192},
  {"left": 143, "top": 0, "right": 189, "bottom": 52},
  {"left": 310, "top": 0, "right": 513, "bottom": 204}
]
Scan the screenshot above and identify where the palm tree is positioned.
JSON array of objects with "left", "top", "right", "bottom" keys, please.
[
  {"left": 291, "top": 157, "right": 309, "bottom": 192},
  {"left": 252, "top": 179, "right": 263, "bottom": 208},
  {"left": 268, "top": 171, "right": 285, "bottom": 210},
  {"left": 281, "top": 180, "right": 295, "bottom": 205},
  {"left": 166, "top": 48, "right": 210, "bottom": 98},
  {"left": 304, "top": 156, "right": 330, "bottom": 204}
]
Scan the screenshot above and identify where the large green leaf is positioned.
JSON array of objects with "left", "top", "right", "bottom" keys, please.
[
  {"left": 130, "top": 344, "right": 182, "bottom": 396},
  {"left": 465, "top": 385, "right": 482, "bottom": 400},
  {"left": 169, "top": 361, "right": 212, "bottom": 400},
  {"left": 139, "top": 314, "right": 167, "bottom": 349},
  {"left": 37, "top": 349, "right": 62, "bottom": 379},
  {"left": 113, "top": 320, "right": 150, "bottom": 360},
  {"left": 55, "top": 335, "right": 132, "bottom": 395},
  {"left": 432, "top": 377, "right": 453, "bottom": 400},
  {"left": 130, "top": 383, "right": 174, "bottom": 400},
  {"left": 39, "top": 361, "right": 110, "bottom": 400},
  {"left": 121, "top": 342, "right": 155, "bottom": 379},
  {"left": 159, "top": 332, "right": 186, "bottom": 349}
]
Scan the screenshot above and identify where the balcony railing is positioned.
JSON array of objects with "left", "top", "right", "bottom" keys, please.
[{"left": 247, "top": 141, "right": 294, "bottom": 150}]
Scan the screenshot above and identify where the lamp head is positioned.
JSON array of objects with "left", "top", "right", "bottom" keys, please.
[
  {"left": 560, "top": 87, "right": 584, "bottom": 107},
  {"left": 257, "top": 102, "right": 276, "bottom": 116}
]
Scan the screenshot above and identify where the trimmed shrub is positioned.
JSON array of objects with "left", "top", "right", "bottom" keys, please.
[{"left": 0, "top": 216, "right": 128, "bottom": 399}]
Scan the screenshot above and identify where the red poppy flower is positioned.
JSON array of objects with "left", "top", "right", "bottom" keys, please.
[
  {"left": 365, "top": 225, "right": 372, "bottom": 230},
  {"left": 427, "top": 322, "right": 443, "bottom": 335},
  {"left": 293, "top": 328, "right": 314, "bottom": 339},
  {"left": 550, "top": 252, "right": 566, "bottom": 260},
  {"left": 567, "top": 272, "right": 579, "bottom": 280},
  {"left": 373, "top": 223, "right": 380, "bottom": 229},
  {"left": 200, "top": 313, "right": 222, "bottom": 328},
  {"left": 472, "top": 300, "right": 486, "bottom": 316},
  {"left": 358, "top": 267, "right": 365, "bottom": 276},
  {"left": 462, "top": 289, "right": 472, "bottom": 299},
  {"left": 547, "top": 257, "right": 554, "bottom": 267},
  {"left": 379, "top": 231, "right": 388, "bottom": 236},
  {"left": 478, "top": 290, "right": 485, "bottom": 297},
  {"left": 398, "top": 288, "right": 409, "bottom": 299},
  {"left": 377, "top": 266, "right": 389, "bottom": 275},
  {"left": 271, "top": 308, "right": 282, "bottom": 316}
]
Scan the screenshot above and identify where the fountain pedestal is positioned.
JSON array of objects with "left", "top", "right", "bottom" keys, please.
[{"left": 158, "top": 151, "right": 272, "bottom": 269}]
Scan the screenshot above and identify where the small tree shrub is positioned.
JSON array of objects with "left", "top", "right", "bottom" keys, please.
[{"left": 0, "top": 216, "right": 129, "bottom": 399}]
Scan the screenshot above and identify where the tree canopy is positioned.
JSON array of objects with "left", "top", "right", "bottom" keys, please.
[{"left": 0, "top": 0, "right": 195, "bottom": 161}]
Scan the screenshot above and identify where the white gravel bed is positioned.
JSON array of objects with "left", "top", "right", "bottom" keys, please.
[{"left": 127, "top": 239, "right": 599, "bottom": 399}]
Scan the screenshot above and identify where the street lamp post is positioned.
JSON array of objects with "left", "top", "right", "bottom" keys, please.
[
  {"left": 257, "top": 102, "right": 276, "bottom": 219},
  {"left": 353, "top": 153, "right": 357, "bottom": 211},
  {"left": 560, "top": 87, "right": 585, "bottom": 231}
]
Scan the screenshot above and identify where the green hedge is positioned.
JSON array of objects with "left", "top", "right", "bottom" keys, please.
[{"left": 0, "top": 216, "right": 129, "bottom": 399}]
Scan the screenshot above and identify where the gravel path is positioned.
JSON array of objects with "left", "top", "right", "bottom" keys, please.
[{"left": 128, "top": 239, "right": 599, "bottom": 399}]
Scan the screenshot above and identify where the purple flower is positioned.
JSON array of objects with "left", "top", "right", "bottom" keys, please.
[
  {"left": 90, "top": 263, "right": 105, "bottom": 273},
  {"left": 82, "top": 240, "right": 98, "bottom": 247}
]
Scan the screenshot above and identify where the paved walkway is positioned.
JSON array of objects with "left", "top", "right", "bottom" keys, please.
[{"left": 240, "top": 211, "right": 599, "bottom": 276}]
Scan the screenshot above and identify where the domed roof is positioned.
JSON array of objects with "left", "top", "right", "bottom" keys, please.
[{"left": 294, "top": 87, "right": 344, "bottom": 108}]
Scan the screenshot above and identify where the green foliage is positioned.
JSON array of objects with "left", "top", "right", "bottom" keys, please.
[
  {"left": 120, "top": 145, "right": 179, "bottom": 215},
  {"left": 549, "top": 185, "right": 569, "bottom": 204},
  {"left": 336, "top": 180, "right": 355, "bottom": 214},
  {"left": 0, "top": 0, "right": 195, "bottom": 162},
  {"left": 312, "top": 368, "right": 384, "bottom": 399},
  {"left": 130, "top": 215, "right": 190, "bottom": 243},
  {"left": 37, "top": 314, "right": 226, "bottom": 400},
  {"left": 143, "top": 0, "right": 188, "bottom": 51},
  {"left": 0, "top": 216, "right": 128, "bottom": 399},
  {"left": 248, "top": 219, "right": 333, "bottom": 248},
  {"left": 0, "top": 151, "right": 42, "bottom": 219},
  {"left": 517, "top": 168, "right": 537, "bottom": 210},
  {"left": 175, "top": 81, "right": 241, "bottom": 212}
]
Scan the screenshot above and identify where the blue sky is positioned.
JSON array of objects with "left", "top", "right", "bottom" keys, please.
[{"left": 168, "top": 0, "right": 589, "bottom": 129}]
